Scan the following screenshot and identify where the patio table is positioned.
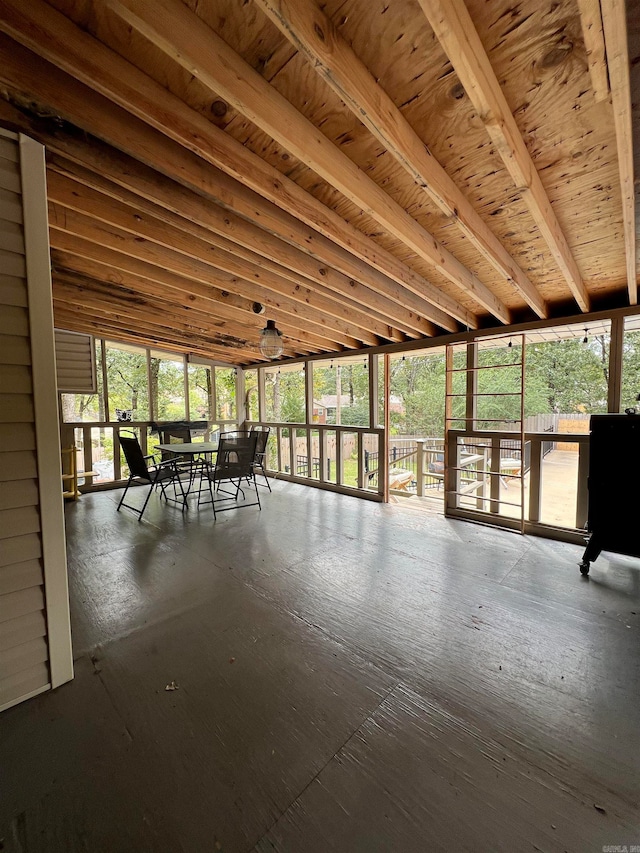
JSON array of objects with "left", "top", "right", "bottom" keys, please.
[{"left": 156, "top": 441, "right": 219, "bottom": 496}]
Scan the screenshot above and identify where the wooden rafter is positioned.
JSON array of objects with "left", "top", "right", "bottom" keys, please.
[
  {"left": 103, "top": 0, "right": 510, "bottom": 322},
  {"left": 601, "top": 0, "right": 637, "bottom": 304},
  {"left": 52, "top": 270, "right": 302, "bottom": 357},
  {"left": 576, "top": 0, "right": 611, "bottom": 103},
  {"left": 0, "top": 3, "right": 472, "bottom": 331},
  {"left": 254, "top": 0, "right": 547, "bottom": 320},
  {"left": 46, "top": 155, "right": 428, "bottom": 340},
  {"left": 47, "top": 201, "right": 378, "bottom": 348},
  {"left": 48, "top": 219, "right": 364, "bottom": 352},
  {"left": 51, "top": 307, "right": 274, "bottom": 363},
  {"left": 51, "top": 253, "right": 334, "bottom": 356},
  {"left": 417, "top": 0, "right": 591, "bottom": 314},
  {"left": 46, "top": 170, "right": 405, "bottom": 345},
  {"left": 0, "top": 94, "right": 438, "bottom": 340}
]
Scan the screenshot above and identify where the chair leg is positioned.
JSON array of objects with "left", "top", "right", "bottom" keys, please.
[
  {"left": 251, "top": 472, "right": 262, "bottom": 510},
  {"left": 260, "top": 461, "right": 271, "bottom": 491},
  {"left": 116, "top": 475, "right": 134, "bottom": 512},
  {"left": 137, "top": 483, "right": 156, "bottom": 521}
]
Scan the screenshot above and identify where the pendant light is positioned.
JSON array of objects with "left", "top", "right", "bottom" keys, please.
[{"left": 259, "top": 319, "right": 284, "bottom": 359}]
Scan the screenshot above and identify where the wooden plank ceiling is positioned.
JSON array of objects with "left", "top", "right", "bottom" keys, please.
[{"left": 0, "top": 0, "right": 636, "bottom": 365}]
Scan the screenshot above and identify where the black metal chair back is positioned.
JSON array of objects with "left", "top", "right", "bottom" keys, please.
[
  {"left": 251, "top": 427, "right": 272, "bottom": 491},
  {"left": 120, "top": 435, "right": 152, "bottom": 480},
  {"left": 159, "top": 428, "right": 192, "bottom": 462},
  {"left": 117, "top": 435, "right": 186, "bottom": 521},
  {"left": 198, "top": 432, "right": 261, "bottom": 517},
  {"left": 215, "top": 433, "right": 258, "bottom": 481},
  {"left": 220, "top": 429, "right": 251, "bottom": 440}
]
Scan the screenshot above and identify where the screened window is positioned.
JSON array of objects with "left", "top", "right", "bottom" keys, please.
[
  {"left": 312, "top": 357, "right": 369, "bottom": 427},
  {"left": 106, "top": 341, "right": 150, "bottom": 421},
  {"left": 188, "top": 364, "right": 212, "bottom": 421},
  {"left": 214, "top": 367, "right": 237, "bottom": 420},
  {"left": 265, "top": 364, "right": 305, "bottom": 423}
]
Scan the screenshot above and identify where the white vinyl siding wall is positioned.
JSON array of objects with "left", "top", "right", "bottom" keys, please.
[{"left": 0, "top": 129, "right": 72, "bottom": 712}]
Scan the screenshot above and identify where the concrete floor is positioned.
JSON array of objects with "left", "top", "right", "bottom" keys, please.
[{"left": 1, "top": 480, "right": 640, "bottom": 851}]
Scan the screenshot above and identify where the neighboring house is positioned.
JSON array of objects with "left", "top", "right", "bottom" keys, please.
[
  {"left": 315, "top": 394, "right": 351, "bottom": 423},
  {"left": 389, "top": 394, "right": 405, "bottom": 415},
  {"left": 312, "top": 400, "right": 328, "bottom": 424}
]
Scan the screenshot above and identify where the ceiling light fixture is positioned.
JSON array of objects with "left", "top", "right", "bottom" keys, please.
[{"left": 259, "top": 319, "right": 284, "bottom": 359}]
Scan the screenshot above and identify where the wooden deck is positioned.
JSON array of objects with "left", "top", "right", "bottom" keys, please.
[
  {"left": 395, "top": 448, "right": 583, "bottom": 530},
  {"left": 1, "top": 481, "right": 639, "bottom": 851}
]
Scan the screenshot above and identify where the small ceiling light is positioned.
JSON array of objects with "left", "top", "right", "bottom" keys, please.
[{"left": 259, "top": 319, "right": 284, "bottom": 359}]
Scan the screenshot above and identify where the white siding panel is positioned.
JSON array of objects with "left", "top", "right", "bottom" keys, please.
[
  {"left": 0, "top": 218, "right": 24, "bottom": 254},
  {"left": 0, "top": 395, "right": 35, "bottom": 423},
  {"left": 0, "top": 662, "right": 50, "bottom": 709},
  {"left": 0, "top": 506, "right": 41, "bottom": 540},
  {"left": 0, "top": 273, "right": 28, "bottom": 307},
  {"left": 0, "top": 610, "right": 46, "bottom": 652},
  {"left": 0, "top": 305, "right": 29, "bottom": 336},
  {"left": 0, "top": 560, "right": 43, "bottom": 596},
  {"left": 0, "top": 533, "right": 41, "bottom": 568},
  {"left": 0, "top": 636, "right": 48, "bottom": 680},
  {"left": 0, "top": 138, "right": 19, "bottom": 163},
  {"left": 0, "top": 586, "right": 44, "bottom": 623},
  {"left": 0, "top": 247, "right": 26, "bottom": 278},
  {"left": 0, "top": 364, "right": 32, "bottom": 394},
  {"left": 0, "top": 422, "right": 35, "bottom": 451},
  {"left": 0, "top": 187, "right": 23, "bottom": 225},
  {"left": 0, "top": 160, "right": 20, "bottom": 195},
  {"left": 0, "top": 131, "right": 63, "bottom": 710},
  {"left": 0, "top": 478, "right": 39, "bottom": 510},
  {"left": 0, "top": 451, "right": 37, "bottom": 481},
  {"left": 0, "top": 335, "right": 31, "bottom": 365}
]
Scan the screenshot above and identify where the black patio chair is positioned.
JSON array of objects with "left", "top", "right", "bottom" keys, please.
[
  {"left": 197, "top": 432, "right": 261, "bottom": 518},
  {"left": 158, "top": 426, "right": 201, "bottom": 488},
  {"left": 251, "top": 426, "right": 271, "bottom": 491},
  {"left": 117, "top": 434, "right": 186, "bottom": 521},
  {"left": 159, "top": 427, "right": 192, "bottom": 462}
]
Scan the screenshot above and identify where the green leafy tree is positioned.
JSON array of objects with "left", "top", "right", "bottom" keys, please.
[
  {"left": 525, "top": 337, "right": 608, "bottom": 414},
  {"left": 621, "top": 330, "right": 640, "bottom": 411}
]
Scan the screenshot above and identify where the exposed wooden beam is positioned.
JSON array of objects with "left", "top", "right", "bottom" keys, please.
[
  {"left": 106, "top": 0, "right": 510, "bottom": 321},
  {"left": 46, "top": 170, "right": 402, "bottom": 344},
  {"left": 0, "top": 91, "right": 439, "bottom": 338},
  {"left": 601, "top": 0, "right": 637, "bottom": 303},
  {"left": 48, "top": 222, "right": 361, "bottom": 352},
  {"left": 52, "top": 291, "right": 301, "bottom": 364},
  {"left": 47, "top": 154, "right": 428, "bottom": 340},
  {"left": 52, "top": 299, "right": 253, "bottom": 359},
  {"left": 254, "top": 0, "right": 547, "bottom": 319},
  {"left": 48, "top": 201, "right": 377, "bottom": 348},
  {"left": 0, "top": 7, "right": 470, "bottom": 332},
  {"left": 51, "top": 253, "right": 335, "bottom": 354},
  {"left": 51, "top": 307, "right": 260, "bottom": 364},
  {"left": 417, "top": 0, "right": 591, "bottom": 314},
  {"left": 577, "top": 0, "right": 611, "bottom": 103},
  {"left": 52, "top": 272, "right": 278, "bottom": 355}
]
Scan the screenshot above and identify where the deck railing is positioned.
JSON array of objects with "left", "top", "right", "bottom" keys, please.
[
  {"left": 60, "top": 419, "right": 238, "bottom": 486},
  {"left": 246, "top": 421, "right": 385, "bottom": 500},
  {"left": 446, "top": 430, "right": 589, "bottom": 538}
]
